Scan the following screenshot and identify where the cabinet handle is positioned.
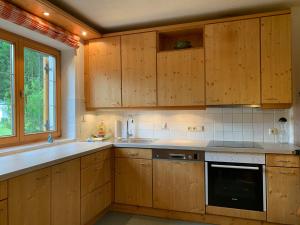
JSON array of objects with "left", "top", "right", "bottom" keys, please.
[
  {"left": 276, "top": 160, "right": 292, "bottom": 163},
  {"left": 128, "top": 153, "right": 138, "bottom": 157},
  {"left": 36, "top": 175, "right": 49, "bottom": 181},
  {"left": 279, "top": 171, "right": 295, "bottom": 175}
]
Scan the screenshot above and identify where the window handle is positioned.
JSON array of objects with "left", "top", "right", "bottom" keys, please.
[{"left": 19, "top": 90, "right": 24, "bottom": 98}]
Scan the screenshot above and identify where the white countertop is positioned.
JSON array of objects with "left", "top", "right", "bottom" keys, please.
[
  {"left": 0, "top": 141, "right": 112, "bottom": 181},
  {"left": 0, "top": 139, "right": 299, "bottom": 181}
]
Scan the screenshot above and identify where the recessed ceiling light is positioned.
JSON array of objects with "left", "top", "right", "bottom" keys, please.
[
  {"left": 43, "top": 12, "right": 50, "bottom": 16},
  {"left": 82, "top": 31, "right": 87, "bottom": 36}
]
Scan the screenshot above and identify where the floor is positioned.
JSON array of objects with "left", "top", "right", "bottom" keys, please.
[{"left": 95, "top": 212, "right": 211, "bottom": 225}]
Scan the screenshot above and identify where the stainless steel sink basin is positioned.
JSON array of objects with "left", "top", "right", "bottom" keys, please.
[{"left": 116, "top": 138, "right": 156, "bottom": 144}]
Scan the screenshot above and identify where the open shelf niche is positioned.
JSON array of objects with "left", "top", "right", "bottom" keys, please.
[{"left": 157, "top": 27, "right": 204, "bottom": 52}]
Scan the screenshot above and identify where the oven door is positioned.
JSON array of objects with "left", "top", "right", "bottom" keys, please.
[{"left": 206, "top": 161, "right": 265, "bottom": 211}]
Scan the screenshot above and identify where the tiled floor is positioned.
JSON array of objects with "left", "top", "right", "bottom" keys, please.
[{"left": 95, "top": 212, "right": 211, "bottom": 225}]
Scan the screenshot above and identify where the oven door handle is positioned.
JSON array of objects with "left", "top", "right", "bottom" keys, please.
[{"left": 211, "top": 164, "right": 260, "bottom": 170}]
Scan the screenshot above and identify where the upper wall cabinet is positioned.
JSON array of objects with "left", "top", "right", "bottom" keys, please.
[
  {"left": 85, "top": 37, "right": 122, "bottom": 108},
  {"left": 261, "top": 14, "right": 292, "bottom": 107},
  {"left": 121, "top": 32, "right": 157, "bottom": 107},
  {"left": 205, "top": 19, "right": 261, "bottom": 105},
  {"left": 157, "top": 48, "right": 205, "bottom": 106}
]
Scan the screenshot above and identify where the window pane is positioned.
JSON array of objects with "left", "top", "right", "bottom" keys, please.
[
  {"left": 0, "top": 39, "right": 15, "bottom": 137},
  {"left": 24, "top": 48, "right": 56, "bottom": 134}
]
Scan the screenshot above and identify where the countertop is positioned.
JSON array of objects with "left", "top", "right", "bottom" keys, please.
[
  {"left": 0, "top": 139, "right": 299, "bottom": 181},
  {"left": 0, "top": 141, "right": 112, "bottom": 181}
]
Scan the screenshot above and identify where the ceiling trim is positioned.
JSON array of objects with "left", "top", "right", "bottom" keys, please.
[
  {"left": 9, "top": 0, "right": 101, "bottom": 40},
  {"left": 102, "top": 9, "right": 290, "bottom": 38}
]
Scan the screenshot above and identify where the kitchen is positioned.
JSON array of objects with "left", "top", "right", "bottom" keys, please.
[{"left": 0, "top": 0, "right": 300, "bottom": 225}]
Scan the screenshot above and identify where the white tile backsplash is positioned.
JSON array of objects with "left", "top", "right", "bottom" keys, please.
[{"left": 80, "top": 107, "right": 293, "bottom": 143}]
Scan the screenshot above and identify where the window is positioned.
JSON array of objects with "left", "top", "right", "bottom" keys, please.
[
  {"left": 24, "top": 48, "right": 56, "bottom": 134},
  {"left": 0, "top": 29, "right": 61, "bottom": 147},
  {"left": 0, "top": 39, "right": 15, "bottom": 138}
]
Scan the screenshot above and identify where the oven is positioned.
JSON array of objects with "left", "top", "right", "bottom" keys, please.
[{"left": 205, "top": 151, "right": 266, "bottom": 212}]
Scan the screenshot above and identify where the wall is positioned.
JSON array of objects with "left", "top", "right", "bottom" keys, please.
[
  {"left": 83, "top": 108, "right": 291, "bottom": 144},
  {"left": 292, "top": 6, "right": 300, "bottom": 145}
]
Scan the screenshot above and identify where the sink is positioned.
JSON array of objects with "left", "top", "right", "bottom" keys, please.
[{"left": 116, "top": 138, "right": 156, "bottom": 144}]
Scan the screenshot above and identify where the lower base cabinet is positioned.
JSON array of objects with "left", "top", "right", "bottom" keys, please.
[
  {"left": 9, "top": 168, "right": 51, "bottom": 225},
  {"left": 51, "top": 159, "right": 81, "bottom": 225},
  {"left": 115, "top": 158, "right": 153, "bottom": 207},
  {"left": 267, "top": 166, "right": 300, "bottom": 225},
  {"left": 81, "top": 182, "right": 112, "bottom": 225},
  {"left": 153, "top": 160, "right": 205, "bottom": 214}
]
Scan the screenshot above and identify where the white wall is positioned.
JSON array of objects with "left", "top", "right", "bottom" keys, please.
[{"left": 292, "top": 6, "right": 300, "bottom": 145}]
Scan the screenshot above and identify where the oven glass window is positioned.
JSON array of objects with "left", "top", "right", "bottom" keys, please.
[{"left": 208, "top": 162, "right": 263, "bottom": 211}]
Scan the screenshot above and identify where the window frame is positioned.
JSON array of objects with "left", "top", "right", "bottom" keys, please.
[{"left": 0, "top": 28, "right": 61, "bottom": 148}]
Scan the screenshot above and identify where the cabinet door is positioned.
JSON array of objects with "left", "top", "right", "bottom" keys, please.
[
  {"left": 51, "top": 159, "right": 81, "bottom": 225},
  {"left": 153, "top": 160, "right": 205, "bottom": 213},
  {"left": 9, "top": 168, "right": 51, "bottom": 225},
  {"left": 0, "top": 200, "right": 7, "bottom": 225},
  {"left": 261, "top": 14, "right": 292, "bottom": 105},
  {"left": 85, "top": 37, "right": 121, "bottom": 108},
  {"left": 157, "top": 48, "right": 205, "bottom": 106},
  {"left": 81, "top": 182, "right": 111, "bottom": 225},
  {"left": 115, "top": 158, "right": 152, "bottom": 207},
  {"left": 267, "top": 167, "right": 300, "bottom": 225},
  {"left": 121, "top": 32, "right": 157, "bottom": 107},
  {"left": 205, "top": 19, "right": 260, "bottom": 105}
]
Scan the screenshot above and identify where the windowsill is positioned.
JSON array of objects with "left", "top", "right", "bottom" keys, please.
[{"left": 0, "top": 138, "right": 76, "bottom": 157}]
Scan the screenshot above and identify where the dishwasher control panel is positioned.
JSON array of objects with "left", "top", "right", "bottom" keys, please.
[{"left": 152, "top": 149, "right": 204, "bottom": 161}]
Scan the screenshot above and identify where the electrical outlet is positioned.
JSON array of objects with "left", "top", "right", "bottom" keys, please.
[{"left": 269, "top": 128, "right": 279, "bottom": 135}]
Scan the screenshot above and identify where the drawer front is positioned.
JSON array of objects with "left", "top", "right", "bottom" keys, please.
[
  {"left": 81, "top": 149, "right": 111, "bottom": 169},
  {"left": 81, "top": 158, "right": 111, "bottom": 196},
  {"left": 267, "top": 154, "right": 300, "bottom": 168},
  {"left": 115, "top": 148, "right": 152, "bottom": 159},
  {"left": 0, "top": 182, "right": 7, "bottom": 201},
  {"left": 81, "top": 182, "right": 111, "bottom": 225}
]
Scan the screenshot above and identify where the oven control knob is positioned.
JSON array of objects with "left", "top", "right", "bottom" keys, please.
[{"left": 187, "top": 155, "right": 193, "bottom": 160}]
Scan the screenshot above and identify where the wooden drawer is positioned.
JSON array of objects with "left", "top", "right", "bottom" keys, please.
[
  {"left": 81, "top": 182, "right": 111, "bottom": 225},
  {"left": 0, "top": 200, "right": 7, "bottom": 225},
  {"left": 115, "top": 148, "right": 152, "bottom": 159},
  {"left": 81, "top": 158, "right": 111, "bottom": 196},
  {"left": 267, "top": 154, "right": 300, "bottom": 168},
  {"left": 81, "top": 149, "right": 111, "bottom": 169},
  {"left": 0, "top": 182, "right": 7, "bottom": 201}
]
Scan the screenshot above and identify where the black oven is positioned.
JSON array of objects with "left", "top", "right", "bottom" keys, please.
[{"left": 206, "top": 161, "right": 265, "bottom": 211}]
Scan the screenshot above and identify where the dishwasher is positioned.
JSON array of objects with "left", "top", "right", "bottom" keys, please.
[{"left": 152, "top": 149, "right": 205, "bottom": 213}]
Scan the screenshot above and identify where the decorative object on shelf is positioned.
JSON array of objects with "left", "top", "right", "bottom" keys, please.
[
  {"left": 47, "top": 133, "right": 54, "bottom": 143},
  {"left": 174, "top": 40, "right": 192, "bottom": 49}
]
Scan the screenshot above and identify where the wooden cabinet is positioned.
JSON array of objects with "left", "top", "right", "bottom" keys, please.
[
  {"left": 121, "top": 32, "right": 157, "bottom": 107},
  {"left": 0, "top": 182, "right": 7, "bottom": 201},
  {"left": 9, "top": 168, "right": 51, "bottom": 225},
  {"left": 261, "top": 14, "right": 292, "bottom": 106},
  {"left": 267, "top": 166, "right": 300, "bottom": 224},
  {"left": 81, "top": 150, "right": 112, "bottom": 224},
  {"left": 51, "top": 159, "right": 81, "bottom": 225},
  {"left": 115, "top": 157, "right": 152, "bottom": 207},
  {"left": 0, "top": 200, "right": 7, "bottom": 225},
  {"left": 205, "top": 19, "right": 261, "bottom": 105},
  {"left": 157, "top": 48, "right": 205, "bottom": 106},
  {"left": 85, "top": 37, "right": 122, "bottom": 108},
  {"left": 153, "top": 160, "right": 205, "bottom": 213},
  {"left": 81, "top": 182, "right": 111, "bottom": 225}
]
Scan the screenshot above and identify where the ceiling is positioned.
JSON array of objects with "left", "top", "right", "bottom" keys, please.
[{"left": 48, "top": 0, "right": 300, "bottom": 33}]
